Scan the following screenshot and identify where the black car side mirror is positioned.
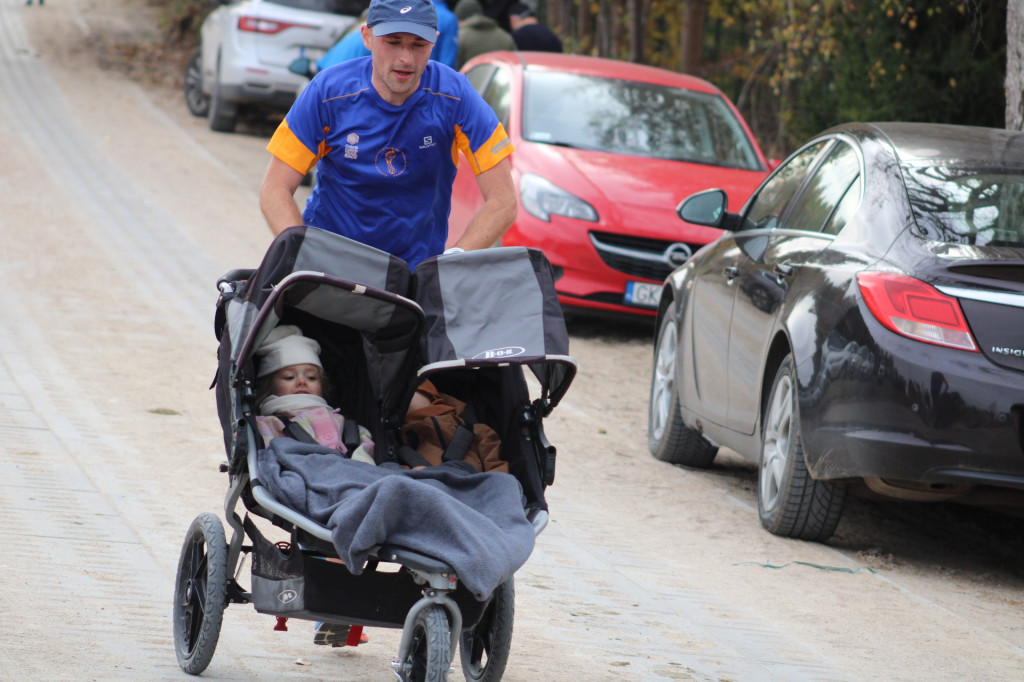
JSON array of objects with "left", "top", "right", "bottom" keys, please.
[{"left": 677, "top": 189, "right": 742, "bottom": 231}]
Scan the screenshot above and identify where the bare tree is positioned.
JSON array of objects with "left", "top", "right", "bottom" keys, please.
[{"left": 679, "top": 0, "right": 708, "bottom": 74}]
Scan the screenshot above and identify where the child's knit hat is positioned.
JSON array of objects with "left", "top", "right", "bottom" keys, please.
[{"left": 255, "top": 325, "right": 322, "bottom": 377}]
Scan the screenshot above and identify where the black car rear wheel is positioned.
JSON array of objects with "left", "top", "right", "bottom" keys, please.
[
  {"left": 173, "top": 512, "right": 228, "bottom": 674},
  {"left": 648, "top": 300, "right": 718, "bottom": 467},
  {"left": 758, "top": 355, "right": 847, "bottom": 541},
  {"left": 460, "top": 578, "right": 514, "bottom": 682},
  {"left": 183, "top": 48, "right": 209, "bottom": 117}
]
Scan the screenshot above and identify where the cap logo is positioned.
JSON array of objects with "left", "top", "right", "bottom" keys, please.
[{"left": 400, "top": 5, "right": 412, "bottom": 12}]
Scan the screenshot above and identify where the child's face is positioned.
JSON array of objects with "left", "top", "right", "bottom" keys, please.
[{"left": 271, "top": 364, "right": 323, "bottom": 397}]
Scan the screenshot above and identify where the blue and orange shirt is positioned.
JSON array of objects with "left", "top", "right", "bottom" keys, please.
[{"left": 266, "top": 57, "right": 514, "bottom": 269}]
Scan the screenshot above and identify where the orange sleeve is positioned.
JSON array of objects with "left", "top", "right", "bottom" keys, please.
[
  {"left": 453, "top": 123, "right": 515, "bottom": 175},
  {"left": 266, "top": 118, "right": 321, "bottom": 175}
]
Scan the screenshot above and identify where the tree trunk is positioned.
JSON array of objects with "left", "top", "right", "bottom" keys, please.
[
  {"left": 1007, "top": 0, "right": 1024, "bottom": 130},
  {"left": 598, "top": 0, "right": 613, "bottom": 57},
  {"left": 626, "top": 0, "right": 644, "bottom": 63},
  {"left": 680, "top": 0, "right": 708, "bottom": 74}
]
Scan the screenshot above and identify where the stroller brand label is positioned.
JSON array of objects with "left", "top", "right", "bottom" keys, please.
[
  {"left": 277, "top": 589, "right": 298, "bottom": 604},
  {"left": 473, "top": 346, "right": 526, "bottom": 360}
]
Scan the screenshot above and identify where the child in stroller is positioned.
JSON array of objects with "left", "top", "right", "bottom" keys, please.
[{"left": 172, "top": 227, "right": 576, "bottom": 681}]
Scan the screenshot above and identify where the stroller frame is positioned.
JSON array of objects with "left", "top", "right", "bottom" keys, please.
[{"left": 172, "top": 227, "right": 576, "bottom": 681}]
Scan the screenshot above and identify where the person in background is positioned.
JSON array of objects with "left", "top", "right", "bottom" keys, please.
[
  {"left": 507, "top": 1, "right": 562, "bottom": 52},
  {"left": 454, "top": 0, "right": 516, "bottom": 69},
  {"left": 431, "top": 0, "right": 460, "bottom": 68},
  {"left": 317, "top": 9, "right": 371, "bottom": 70}
]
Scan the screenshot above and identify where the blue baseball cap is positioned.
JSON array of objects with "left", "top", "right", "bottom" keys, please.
[{"left": 367, "top": 0, "right": 438, "bottom": 43}]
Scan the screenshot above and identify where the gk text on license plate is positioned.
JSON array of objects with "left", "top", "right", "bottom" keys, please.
[{"left": 625, "top": 281, "right": 661, "bottom": 308}]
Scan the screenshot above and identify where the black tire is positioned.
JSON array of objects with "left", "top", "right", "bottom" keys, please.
[
  {"left": 404, "top": 605, "right": 451, "bottom": 682},
  {"left": 208, "top": 62, "right": 238, "bottom": 133},
  {"left": 648, "top": 300, "right": 718, "bottom": 467},
  {"left": 758, "top": 355, "right": 848, "bottom": 541},
  {"left": 183, "top": 48, "right": 209, "bottom": 117},
  {"left": 173, "top": 512, "right": 229, "bottom": 675},
  {"left": 460, "top": 578, "right": 514, "bottom": 682}
]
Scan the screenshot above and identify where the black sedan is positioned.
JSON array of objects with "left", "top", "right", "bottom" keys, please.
[{"left": 648, "top": 122, "right": 1024, "bottom": 542}]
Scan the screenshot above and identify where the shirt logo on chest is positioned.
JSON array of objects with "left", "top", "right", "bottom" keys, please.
[
  {"left": 345, "top": 132, "right": 360, "bottom": 160},
  {"left": 419, "top": 136, "right": 436, "bottom": 150},
  {"left": 375, "top": 147, "right": 407, "bottom": 177}
]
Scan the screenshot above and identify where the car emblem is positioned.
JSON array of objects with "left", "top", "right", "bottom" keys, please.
[{"left": 663, "top": 242, "right": 693, "bottom": 268}]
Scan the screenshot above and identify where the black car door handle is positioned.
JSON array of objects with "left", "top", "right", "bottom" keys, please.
[{"left": 723, "top": 266, "right": 740, "bottom": 281}]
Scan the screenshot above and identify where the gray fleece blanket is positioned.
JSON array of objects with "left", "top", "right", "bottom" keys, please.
[{"left": 256, "top": 438, "right": 536, "bottom": 600}]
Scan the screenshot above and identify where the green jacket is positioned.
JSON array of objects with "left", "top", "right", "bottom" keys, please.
[{"left": 457, "top": 14, "right": 517, "bottom": 70}]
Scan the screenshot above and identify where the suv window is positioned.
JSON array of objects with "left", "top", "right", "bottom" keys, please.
[{"left": 268, "top": 0, "right": 370, "bottom": 15}]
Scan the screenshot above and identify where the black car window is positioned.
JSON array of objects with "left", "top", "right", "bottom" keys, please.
[
  {"left": 520, "top": 71, "right": 764, "bottom": 170},
  {"left": 785, "top": 141, "right": 861, "bottom": 234},
  {"left": 744, "top": 141, "right": 828, "bottom": 230},
  {"left": 903, "top": 166, "right": 1024, "bottom": 248},
  {"left": 481, "top": 67, "right": 512, "bottom": 132},
  {"left": 823, "top": 174, "right": 862, "bottom": 235},
  {"left": 268, "top": 0, "right": 370, "bottom": 14}
]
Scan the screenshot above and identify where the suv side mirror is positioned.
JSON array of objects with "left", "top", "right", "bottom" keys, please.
[{"left": 289, "top": 56, "right": 315, "bottom": 78}]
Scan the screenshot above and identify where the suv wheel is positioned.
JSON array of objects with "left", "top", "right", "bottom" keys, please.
[
  {"left": 208, "top": 64, "right": 238, "bottom": 133},
  {"left": 184, "top": 49, "right": 209, "bottom": 117}
]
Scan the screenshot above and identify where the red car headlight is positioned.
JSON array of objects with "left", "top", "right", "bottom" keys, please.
[{"left": 520, "top": 173, "right": 598, "bottom": 223}]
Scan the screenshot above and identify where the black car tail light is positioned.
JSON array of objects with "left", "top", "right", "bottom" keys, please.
[{"left": 856, "top": 271, "right": 979, "bottom": 352}]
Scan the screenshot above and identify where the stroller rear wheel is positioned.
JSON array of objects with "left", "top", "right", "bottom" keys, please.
[
  {"left": 403, "top": 605, "right": 452, "bottom": 682},
  {"left": 173, "top": 512, "right": 229, "bottom": 675},
  {"left": 460, "top": 578, "right": 514, "bottom": 682}
]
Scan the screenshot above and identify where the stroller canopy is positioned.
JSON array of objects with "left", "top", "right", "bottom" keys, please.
[{"left": 413, "top": 247, "right": 576, "bottom": 412}]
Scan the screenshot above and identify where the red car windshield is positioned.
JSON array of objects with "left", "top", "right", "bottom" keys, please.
[
  {"left": 903, "top": 165, "right": 1024, "bottom": 248},
  {"left": 521, "top": 71, "right": 763, "bottom": 171}
]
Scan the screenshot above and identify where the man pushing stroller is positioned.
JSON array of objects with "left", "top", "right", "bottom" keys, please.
[{"left": 258, "top": 0, "right": 517, "bottom": 269}]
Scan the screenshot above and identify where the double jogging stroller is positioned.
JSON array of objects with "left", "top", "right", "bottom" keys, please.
[{"left": 172, "top": 226, "right": 576, "bottom": 681}]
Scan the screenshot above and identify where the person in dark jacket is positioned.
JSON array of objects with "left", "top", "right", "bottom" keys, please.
[
  {"left": 454, "top": 0, "right": 516, "bottom": 69},
  {"left": 507, "top": 2, "right": 562, "bottom": 52}
]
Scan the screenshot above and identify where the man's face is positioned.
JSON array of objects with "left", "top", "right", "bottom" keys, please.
[{"left": 362, "top": 27, "right": 436, "bottom": 105}]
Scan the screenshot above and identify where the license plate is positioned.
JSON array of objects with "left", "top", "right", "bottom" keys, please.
[{"left": 625, "top": 281, "right": 661, "bottom": 308}]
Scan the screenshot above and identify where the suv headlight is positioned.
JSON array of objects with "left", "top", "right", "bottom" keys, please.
[{"left": 520, "top": 173, "right": 598, "bottom": 222}]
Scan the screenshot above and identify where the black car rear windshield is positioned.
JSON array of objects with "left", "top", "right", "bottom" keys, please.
[
  {"left": 268, "top": 0, "right": 369, "bottom": 14},
  {"left": 521, "top": 71, "right": 763, "bottom": 170},
  {"left": 904, "top": 165, "right": 1024, "bottom": 248}
]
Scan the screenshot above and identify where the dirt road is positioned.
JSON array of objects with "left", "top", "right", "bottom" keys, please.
[{"left": 2, "top": 1, "right": 1024, "bottom": 680}]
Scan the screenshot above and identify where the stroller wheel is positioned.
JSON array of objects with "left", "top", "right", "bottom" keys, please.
[
  {"left": 172, "top": 512, "right": 229, "bottom": 675},
  {"left": 459, "top": 578, "right": 514, "bottom": 682},
  {"left": 402, "top": 605, "right": 452, "bottom": 682}
]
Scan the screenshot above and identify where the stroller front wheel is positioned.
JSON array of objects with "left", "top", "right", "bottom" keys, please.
[
  {"left": 173, "top": 512, "right": 229, "bottom": 675},
  {"left": 402, "top": 604, "right": 452, "bottom": 682},
  {"left": 460, "top": 577, "right": 514, "bottom": 682}
]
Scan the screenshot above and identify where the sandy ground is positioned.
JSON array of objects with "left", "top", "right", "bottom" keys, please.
[{"left": 2, "top": 0, "right": 1024, "bottom": 680}]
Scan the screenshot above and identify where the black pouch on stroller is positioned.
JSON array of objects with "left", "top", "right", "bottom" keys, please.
[{"left": 244, "top": 515, "right": 486, "bottom": 628}]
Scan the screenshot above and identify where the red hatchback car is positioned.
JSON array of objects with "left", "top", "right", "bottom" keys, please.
[{"left": 449, "top": 52, "right": 772, "bottom": 318}]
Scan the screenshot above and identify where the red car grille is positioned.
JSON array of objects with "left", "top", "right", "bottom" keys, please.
[{"left": 589, "top": 232, "right": 702, "bottom": 281}]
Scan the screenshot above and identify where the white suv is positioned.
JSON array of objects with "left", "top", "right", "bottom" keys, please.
[{"left": 185, "top": 0, "right": 368, "bottom": 132}]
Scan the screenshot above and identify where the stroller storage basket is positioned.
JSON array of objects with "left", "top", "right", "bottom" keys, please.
[{"left": 245, "top": 516, "right": 487, "bottom": 630}]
